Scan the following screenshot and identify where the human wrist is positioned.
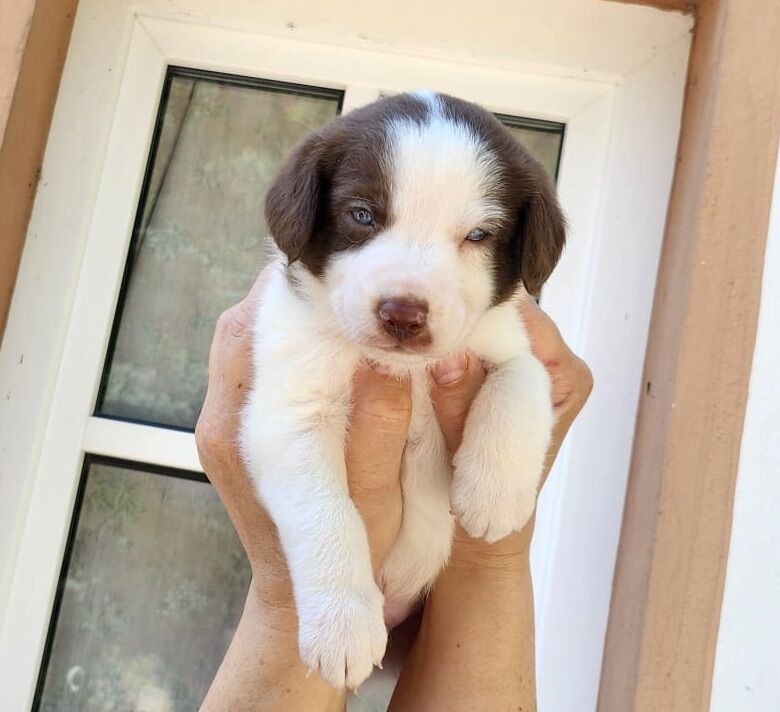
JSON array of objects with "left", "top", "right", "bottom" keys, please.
[
  {"left": 248, "top": 588, "right": 345, "bottom": 711},
  {"left": 246, "top": 577, "right": 299, "bottom": 637},
  {"left": 447, "top": 525, "right": 530, "bottom": 577},
  {"left": 392, "top": 529, "right": 532, "bottom": 711},
  {"left": 202, "top": 579, "right": 343, "bottom": 712}
]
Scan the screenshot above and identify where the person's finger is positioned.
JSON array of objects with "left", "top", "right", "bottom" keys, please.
[
  {"left": 197, "top": 269, "right": 272, "bottom": 463},
  {"left": 227, "top": 266, "right": 273, "bottom": 331},
  {"left": 430, "top": 353, "right": 486, "bottom": 453},
  {"left": 196, "top": 311, "right": 254, "bottom": 480},
  {"left": 430, "top": 355, "right": 525, "bottom": 561},
  {"left": 347, "top": 365, "right": 411, "bottom": 571},
  {"left": 195, "top": 267, "right": 293, "bottom": 601},
  {"left": 517, "top": 298, "right": 593, "bottom": 414},
  {"left": 517, "top": 297, "right": 568, "bottom": 364}
]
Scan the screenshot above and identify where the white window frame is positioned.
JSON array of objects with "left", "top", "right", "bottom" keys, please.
[{"left": 0, "top": 8, "right": 692, "bottom": 711}]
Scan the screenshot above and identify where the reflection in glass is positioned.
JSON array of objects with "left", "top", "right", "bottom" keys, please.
[
  {"left": 98, "top": 71, "right": 342, "bottom": 429},
  {"left": 37, "top": 461, "right": 251, "bottom": 711},
  {"left": 499, "top": 116, "right": 564, "bottom": 179}
]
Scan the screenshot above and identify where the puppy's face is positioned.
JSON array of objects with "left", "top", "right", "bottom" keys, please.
[{"left": 265, "top": 92, "right": 565, "bottom": 364}]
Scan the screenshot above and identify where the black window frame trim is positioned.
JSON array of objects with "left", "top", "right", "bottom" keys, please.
[{"left": 495, "top": 112, "right": 566, "bottom": 180}]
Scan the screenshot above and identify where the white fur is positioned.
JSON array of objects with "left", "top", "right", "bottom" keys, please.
[{"left": 240, "top": 104, "right": 553, "bottom": 690}]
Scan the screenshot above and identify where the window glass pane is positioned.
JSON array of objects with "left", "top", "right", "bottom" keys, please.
[
  {"left": 97, "top": 70, "right": 342, "bottom": 429},
  {"left": 37, "top": 461, "right": 250, "bottom": 711},
  {"left": 497, "top": 115, "right": 564, "bottom": 180}
]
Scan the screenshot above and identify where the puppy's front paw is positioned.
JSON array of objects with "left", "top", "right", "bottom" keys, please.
[
  {"left": 297, "top": 584, "right": 387, "bottom": 690},
  {"left": 451, "top": 440, "right": 544, "bottom": 543}
]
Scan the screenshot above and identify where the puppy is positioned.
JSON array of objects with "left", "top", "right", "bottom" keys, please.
[{"left": 240, "top": 91, "right": 565, "bottom": 690}]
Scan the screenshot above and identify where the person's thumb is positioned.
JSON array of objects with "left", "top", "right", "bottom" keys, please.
[
  {"left": 430, "top": 352, "right": 486, "bottom": 453},
  {"left": 348, "top": 365, "right": 412, "bottom": 479},
  {"left": 347, "top": 365, "right": 410, "bottom": 571}
]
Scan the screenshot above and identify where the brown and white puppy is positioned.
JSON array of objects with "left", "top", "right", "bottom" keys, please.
[{"left": 240, "top": 91, "right": 565, "bottom": 690}]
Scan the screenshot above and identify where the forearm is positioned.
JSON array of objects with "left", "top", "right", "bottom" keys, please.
[
  {"left": 390, "top": 408, "right": 582, "bottom": 711},
  {"left": 390, "top": 529, "right": 534, "bottom": 711},
  {"left": 200, "top": 581, "right": 344, "bottom": 712}
]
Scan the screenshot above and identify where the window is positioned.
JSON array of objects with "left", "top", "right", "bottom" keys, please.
[
  {"left": 98, "top": 69, "right": 343, "bottom": 430},
  {"left": 497, "top": 114, "right": 564, "bottom": 180},
  {"left": 34, "top": 67, "right": 563, "bottom": 710},
  {"left": 37, "top": 459, "right": 248, "bottom": 711}
]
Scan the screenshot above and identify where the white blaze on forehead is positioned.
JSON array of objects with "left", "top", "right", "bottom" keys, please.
[
  {"left": 409, "top": 89, "right": 440, "bottom": 110},
  {"left": 385, "top": 109, "right": 505, "bottom": 239}
]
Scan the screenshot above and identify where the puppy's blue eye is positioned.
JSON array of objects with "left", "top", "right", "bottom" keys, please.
[
  {"left": 465, "top": 228, "right": 488, "bottom": 242},
  {"left": 349, "top": 207, "right": 374, "bottom": 226}
]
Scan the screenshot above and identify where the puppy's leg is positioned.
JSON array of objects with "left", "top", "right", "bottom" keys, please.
[
  {"left": 241, "top": 371, "right": 386, "bottom": 690},
  {"left": 379, "top": 376, "right": 454, "bottom": 616},
  {"left": 451, "top": 353, "right": 553, "bottom": 543}
]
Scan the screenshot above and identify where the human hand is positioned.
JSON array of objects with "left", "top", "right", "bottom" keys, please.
[
  {"left": 430, "top": 296, "right": 593, "bottom": 560},
  {"left": 390, "top": 296, "right": 593, "bottom": 711},
  {"left": 196, "top": 270, "right": 411, "bottom": 710}
]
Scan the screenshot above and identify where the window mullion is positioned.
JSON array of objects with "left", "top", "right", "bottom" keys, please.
[{"left": 82, "top": 417, "right": 203, "bottom": 474}]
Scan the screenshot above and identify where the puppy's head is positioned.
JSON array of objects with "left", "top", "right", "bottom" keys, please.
[{"left": 265, "top": 91, "right": 565, "bottom": 363}]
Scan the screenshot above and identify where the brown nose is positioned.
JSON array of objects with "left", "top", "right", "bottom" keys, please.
[{"left": 377, "top": 298, "right": 429, "bottom": 340}]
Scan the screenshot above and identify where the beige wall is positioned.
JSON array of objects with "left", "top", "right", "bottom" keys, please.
[
  {"left": 601, "top": 1, "right": 780, "bottom": 710},
  {"left": 0, "top": 0, "right": 36, "bottom": 337},
  {"left": 0, "top": 0, "right": 37, "bottom": 139},
  {"left": 0, "top": 0, "right": 77, "bottom": 339}
]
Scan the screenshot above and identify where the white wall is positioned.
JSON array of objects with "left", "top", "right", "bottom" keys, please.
[{"left": 710, "top": 147, "right": 780, "bottom": 711}]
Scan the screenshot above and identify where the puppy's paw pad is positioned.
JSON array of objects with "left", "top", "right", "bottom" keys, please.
[{"left": 298, "top": 586, "right": 387, "bottom": 690}]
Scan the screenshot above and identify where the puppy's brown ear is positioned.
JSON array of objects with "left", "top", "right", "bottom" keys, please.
[
  {"left": 519, "top": 165, "right": 566, "bottom": 297},
  {"left": 264, "top": 132, "right": 326, "bottom": 263}
]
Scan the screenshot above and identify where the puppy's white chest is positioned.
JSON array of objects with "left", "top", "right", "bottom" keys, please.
[{"left": 375, "top": 367, "right": 456, "bottom": 605}]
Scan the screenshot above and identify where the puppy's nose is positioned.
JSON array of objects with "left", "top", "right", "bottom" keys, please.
[{"left": 377, "top": 298, "right": 429, "bottom": 340}]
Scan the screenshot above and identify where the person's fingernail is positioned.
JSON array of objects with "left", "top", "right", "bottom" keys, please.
[{"left": 432, "top": 353, "right": 469, "bottom": 385}]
